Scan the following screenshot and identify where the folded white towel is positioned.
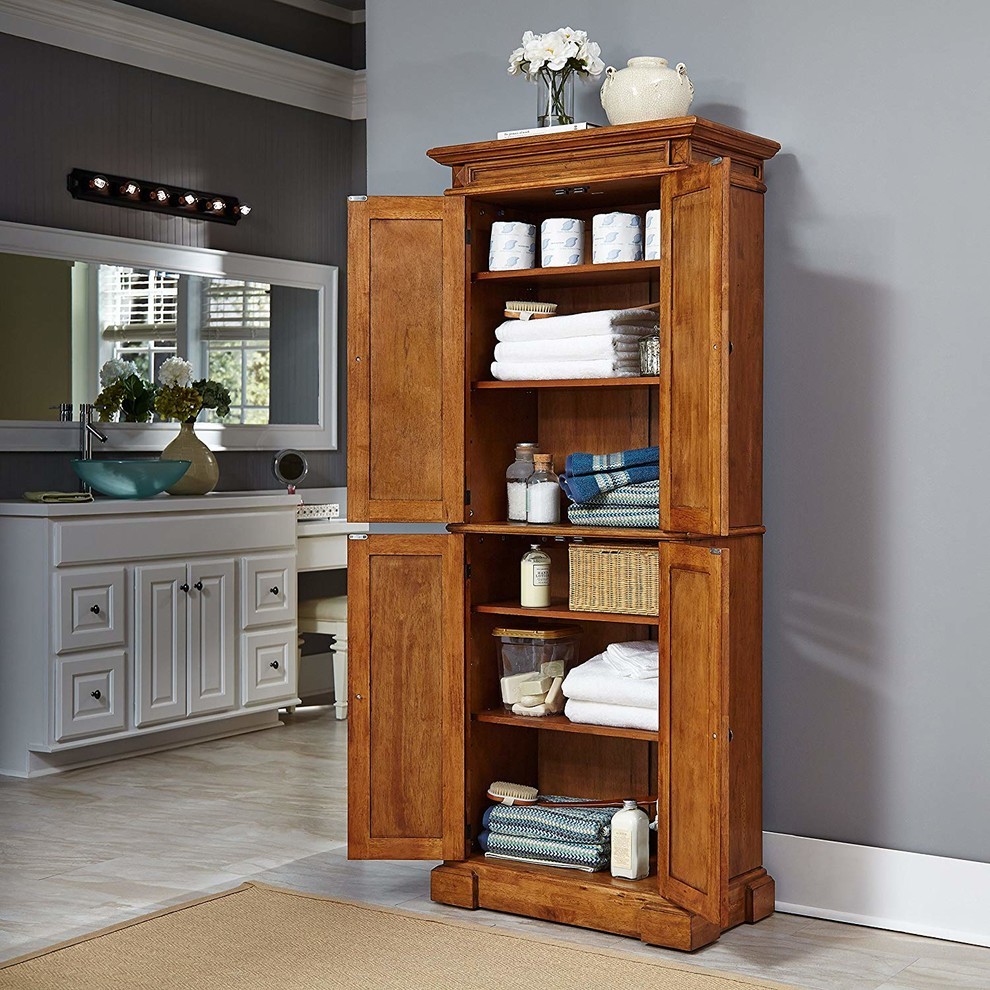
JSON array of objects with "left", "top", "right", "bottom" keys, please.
[
  {"left": 495, "top": 308, "right": 657, "bottom": 342},
  {"left": 494, "top": 334, "right": 645, "bottom": 363},
  {"left": 603, "top": 640, "right": 659, "bottom": 679},
  {"left": 491, "top": 359, "right": 641, "bottom": 381},
  {"left": 564, "top": 699, "right": 658, "bottom": 732},
  {"left": 561, "top": 655, "right": 658, "bottom": 709}
]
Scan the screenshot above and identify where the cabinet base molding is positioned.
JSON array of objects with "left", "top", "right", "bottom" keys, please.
[
  {"left": 12, "top": 708, "right": 285, "bottom": 778},
  {"left": 430, "top": 856, "right": 775, "bottom": 952}
]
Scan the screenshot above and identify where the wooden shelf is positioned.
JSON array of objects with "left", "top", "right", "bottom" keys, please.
[
  {"left": 474, "top": 710, "right": 657, "bottom": 742},
  {"left": 473, "top": 598, "right": 658, "bottom": 625},
  {"left": 457, "top": 852, "right": 658, "bottom": 893},
  {"left": 473, "top": 259, "right": 661, "bottom": 286},
  {"left": 450, "top": 521, "right": 766, "bottom": 540},
  {"left": 473, "top": 376, "right": 659, "bottom": 390}
]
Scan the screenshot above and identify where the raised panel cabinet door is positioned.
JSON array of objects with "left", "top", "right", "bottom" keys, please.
[
  {"left": 188, "top": 558, "right": 236, "bottom": 716},
  {"left": 347, "top": 534, "right": 466, "bottom": 860},
  {"left": 135, "top": 563, "right": 188, "bottom": 727},
  {"left": 347, "top": 197, "right": 466, "bottom": 524},
  {"left": 657, "top": 542, "right": 730, "bottom": 928},
  {"left": 660, "top": 159, "right": 731, "bottom": 535}
]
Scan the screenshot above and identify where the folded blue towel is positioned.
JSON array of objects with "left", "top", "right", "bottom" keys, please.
[
  {"left": 567, "top": 504, "right": 660, "bottom": 528},
  {"left": 560, "top": 463, "right": 659, "bottom": 504},
  {"left": 566, "top": 446, "right": 658, "bottom": 478},
  {"left": 482, "top": 803, "right": 615, "bottom": 844},
  {"left": 578, "top": 480, "right": 659, "bottom": 509},
  {"left": 478, "top": 830, "right": 610, "bottom": 872}
]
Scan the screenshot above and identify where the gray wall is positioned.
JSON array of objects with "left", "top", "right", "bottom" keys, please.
[
  {"left": 366, "top": 0, "right": 990, "bottom": 864},
  {"left": 0, "top": 31, "right": 366, "bottom": 495}
]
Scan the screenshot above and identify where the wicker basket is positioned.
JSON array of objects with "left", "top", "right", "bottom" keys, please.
[{"left": 568, "top": 543, "right": 659, "bottom": 616}]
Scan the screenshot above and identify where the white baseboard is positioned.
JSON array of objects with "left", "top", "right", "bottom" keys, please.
[{"left": 765, "top": 831, "right": 990, "bottom": 948}]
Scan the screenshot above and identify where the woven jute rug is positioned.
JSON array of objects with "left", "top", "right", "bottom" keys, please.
[{"left": 0, "top": 882, "right": 798, "bottom": 990}]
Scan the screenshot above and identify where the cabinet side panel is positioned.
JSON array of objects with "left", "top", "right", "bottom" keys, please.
[
  {"left": 729, "top": 535, "right": 764, "bottom": 878},
  {"left": 727, "top": 185, "right": 765, "bottom": 530}
]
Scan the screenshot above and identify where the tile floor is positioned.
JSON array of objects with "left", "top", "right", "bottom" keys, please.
[{"left": 1, "top": 708, "right": 988, "bottom": 989}]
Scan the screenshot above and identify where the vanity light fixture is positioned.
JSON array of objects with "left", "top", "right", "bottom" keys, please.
[{"left": 67, "top": 168, "right": 250, "bottom": 225}]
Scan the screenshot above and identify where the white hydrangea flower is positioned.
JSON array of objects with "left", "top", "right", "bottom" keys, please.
[
  {"left": 507, "top": 45, "right": 527, "bottom": 75},
  {"left": 99, "top": 358, "right": 137, "bottom": 387},
  {"left": 509, "top": 27, "right": 603, "bottom": 82},
  {"left": 582, "top": 41, "right": 605, "bottom": 77},
  {"left": 158, "top": 355, "right": 193, "bottom": 389}
]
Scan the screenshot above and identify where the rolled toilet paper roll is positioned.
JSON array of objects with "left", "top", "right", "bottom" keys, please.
[
  {"left": 644, "top": 209, "right": 661, "bottom": 261},
  {"left": 592, "top": 212, "right": 643, "bottom": 264},
  {"left": 540, "top": 218, "right": 585, "bottom": 267},
  {"left": 489, "top": 221, "right": 537, "bottom": 271}
]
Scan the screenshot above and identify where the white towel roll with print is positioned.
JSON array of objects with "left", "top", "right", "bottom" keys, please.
[
  {"left": 592, "top": 212, "right": 643, "bottom": 264},
  {"left": 644, "top": 209, "right": 661, "bottom": 260},
  {"left": 541, "top": 218, "right": 585, "bottom": 267},
  {"left": 489, "top": 221, "right": 537, "bottom": 271}
]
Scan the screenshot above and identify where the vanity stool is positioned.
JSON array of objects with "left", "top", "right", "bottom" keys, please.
[{"left": 297, "top": 596, "right": 348, "bottom": 720}]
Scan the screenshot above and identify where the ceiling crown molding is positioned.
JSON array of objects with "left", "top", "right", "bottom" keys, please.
[
  {"left": 0, "top": 0, "right": 365, "bottom": 120},
  {"left": 273, "top": 0, "right": 366, "bottom": 25}
]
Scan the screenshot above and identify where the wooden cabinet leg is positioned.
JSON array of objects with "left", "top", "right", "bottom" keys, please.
[
  {"left": 745, "top": 873, "right": 776, "bottom": 923},
  {"left": 639, "top": 906, "right": 721, "bottom": 951},
  {"left": 431, "top": 862, "right": 478, "bottom": 909}
]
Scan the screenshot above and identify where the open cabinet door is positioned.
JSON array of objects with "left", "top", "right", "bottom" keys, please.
[
  {"left": 348, "top": 197, "right": 466, "bottom": 524},
  {"left": 657, "top": 542, "right": 730, "bottom": 927},
  {"left": 660, "top": 160, "right": 730, "bottom": 535},
  {"left": 348, "top": 534, "right": 466, "bottom": 861}
]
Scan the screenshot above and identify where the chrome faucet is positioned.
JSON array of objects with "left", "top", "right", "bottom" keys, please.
[{"left": 79, "top": 403, "right": 108, "bottom": 460}]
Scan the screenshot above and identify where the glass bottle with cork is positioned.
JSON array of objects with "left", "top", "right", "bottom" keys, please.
[
  {"left": 526, "top": 452, "right": 560, "bottom": 524},
  {"left": 506, "top": 443, "right": 537, "bottom": 522}
]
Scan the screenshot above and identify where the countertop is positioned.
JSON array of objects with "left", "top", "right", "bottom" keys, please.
[{"left": 0, "top": 492, "right": 301, "bottom": 517}]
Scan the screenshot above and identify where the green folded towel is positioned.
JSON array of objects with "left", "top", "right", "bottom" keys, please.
[{"left": 24, "top": 491, "right": 94, "bottom": 504}]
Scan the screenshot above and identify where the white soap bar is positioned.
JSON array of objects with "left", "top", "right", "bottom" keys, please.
[
  {"left": 500, "top": 672, "right": 536, "bottom": 705},
  {"left": 541, "top": 660, "right": 565, "bottom": 679},
  {"left": 517, "top": 676, "right": 552, "bottom": 696},
  {"left": 545, "top": 676, "right": 564, "bottom": 713},
  {"left": 512, "top": 702, "right": 550, "bottom": 717},
  {"left": 520, "top": 692, "right": 548, "bottom": 707}
]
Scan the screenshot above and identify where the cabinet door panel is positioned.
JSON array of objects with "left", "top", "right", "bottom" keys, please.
[
  {"left": 348, "top": 534, "right": 465, "bottom": 860},
  {"left": 657, "top": 543, "right": 729, "bottom": 927},
  {"left": 188, "top": 558, "right": 236, "bottom": 716},
  {"left": 135, "top": 563, "right": 188, "bottom": 726},
  {"left": 348, "top": 197, "right": 465, "bottom": 524},
  {"left": 660, "top": 160, "right": 730, "bottom": 535}
]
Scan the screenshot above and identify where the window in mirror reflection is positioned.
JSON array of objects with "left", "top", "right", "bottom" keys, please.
[{"left": 99, "top": 268, "right": 273, "bottom": 425}]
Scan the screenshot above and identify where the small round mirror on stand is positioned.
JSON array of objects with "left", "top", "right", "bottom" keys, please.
[{"left": 273, "top": 449, "right": 309, "bottom": 490}]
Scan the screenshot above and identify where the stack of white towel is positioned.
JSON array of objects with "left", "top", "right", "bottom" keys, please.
[
  {"left": 491, "top": 308, "right": 658, "bottom": 381},
  {"left": 560, "top": 640, "right": 659, "bottom": 731}
]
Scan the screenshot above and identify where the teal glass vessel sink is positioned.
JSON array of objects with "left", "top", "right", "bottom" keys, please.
[{"left": 71, "top": 459, "right": 191, "bottom": 499}]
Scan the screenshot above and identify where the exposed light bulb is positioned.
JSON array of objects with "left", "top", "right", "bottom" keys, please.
[
  {"left": 151, "top": 188, "right": 169, "bottom": 203},
  {"left": 179, "top": 192, "right": 197, "bottom": 207},
  {"left": 236, "top": 203, "right": 251, "bottom": 217},
  {"left": 208, "top": 198, "right": 226, "bottom": 213},
  {"left": 90, "top": 175, "right": 109, "bottom": 191},
  {"left": 120, "top": 181, "right": 140, "bottom": 198}
]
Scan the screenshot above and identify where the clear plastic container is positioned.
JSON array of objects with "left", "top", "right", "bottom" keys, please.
[
  {"left": 526, "top": 452, "right": 560, "bottom": 523},
  {"left": 493, "top": 625, "right": 581, "bottom": 711},
  {"left": 506, "top": 443, "right": 537, "bottom": 522}
]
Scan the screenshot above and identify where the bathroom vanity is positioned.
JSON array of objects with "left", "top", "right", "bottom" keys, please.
[{"left": 0, "top": 493, "right": 299, "bottom": 777}]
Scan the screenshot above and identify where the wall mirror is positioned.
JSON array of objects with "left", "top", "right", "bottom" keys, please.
[{"left": 0, "top": 221, "right": 337, "bottom": 451}]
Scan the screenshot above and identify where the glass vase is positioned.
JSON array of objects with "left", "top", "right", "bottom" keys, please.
[{"left": 536, "top": 69, "right": 575, "bottom": 127}]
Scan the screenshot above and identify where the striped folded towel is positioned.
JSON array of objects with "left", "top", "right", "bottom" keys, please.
[
  {"left": 577, "top": 480, "right": 659, "bottom": 509},
  {"left": 560, "top": 463, "right": 659, "bottom": 504},
  {"left": 565, "top": 445, "right": 658, "bottom": 478},
  {"left": 482, "top": 803, "right": 615, "bottom": 844},
  {"left": 478, "top": 830, "right": 610, "bottom": 872},
  {"left": 567, "top": 504, "right": 660, "bottom": 528}
]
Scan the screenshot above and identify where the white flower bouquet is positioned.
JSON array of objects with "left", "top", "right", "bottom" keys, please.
[{"left": 508, "top": 27, "right": 605, "bottom": 127}]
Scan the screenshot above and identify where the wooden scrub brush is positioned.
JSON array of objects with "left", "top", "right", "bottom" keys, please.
[
  {"left": 504, "top": 300, "right": 558, "bottom": 321},
  {"left": 487, "top": 781, "right": 656, "bottom": 809}
]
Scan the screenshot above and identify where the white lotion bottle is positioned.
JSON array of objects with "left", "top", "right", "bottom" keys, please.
[
  {"left": 520, "top": 544, "right": 551, "bottom": 608},
  {"left": 610, "top": 800, "right": 649, "bottom": 880}
]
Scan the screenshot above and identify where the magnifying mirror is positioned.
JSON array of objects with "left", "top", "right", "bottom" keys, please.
[{"left": 273, "top": 449, "right": 309, "bottom": 488}]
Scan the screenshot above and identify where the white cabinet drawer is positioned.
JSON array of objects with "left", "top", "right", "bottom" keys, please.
[
  {"left": 56, "top": 651, "right": 127, "bottom": 741},
  {"left": 57, "top": 567, "right": 126, "bottom": 654},
  {"left": 242, "top": 627, "right": 297, "bottom": 705},
  {"left": 241, "top": 554, "right": 296, "bottom": 629}
]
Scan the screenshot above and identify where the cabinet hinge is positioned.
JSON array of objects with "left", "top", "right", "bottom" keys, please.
[
  {"left": 465, "top": 228, "right": 472, "bottom": 245},
  {"left": 709, "top": 547, "right": 722, "bottom": 555},
  {"left": 347, "top": 195, "right": 368, "bottom": 201},
  {"left": 465, "top": 821, "right": 473, "bottom": 840},
  {"left": 348, "top": 533, "right": 369, "bottom": 541},
  {"left": 464, "top": 489, "right": 471, "bottom": 505},
  {"left": 709, "top": 156, "right": 723, "bottom": 166},
  {"left": 465, "top": 562, "right": 472, "bottom": 580}
]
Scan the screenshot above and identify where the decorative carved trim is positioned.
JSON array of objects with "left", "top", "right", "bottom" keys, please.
[{"left": 0, "top": 0, "right": 365, "bottom": 120}]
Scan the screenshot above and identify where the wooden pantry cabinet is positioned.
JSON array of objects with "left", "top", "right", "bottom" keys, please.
[{"left": 346, "top": 118, "right": 780, "bottom": 951}]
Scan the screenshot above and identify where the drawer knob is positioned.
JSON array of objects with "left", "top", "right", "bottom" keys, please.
[
  {"left": 194, "top": 581, "right": 204, "bottom": 591},
  {"left": 180, "top": 583, "right": 190, "bottom": 593},
  {"left": 270, "top": 660, "right": 280, "bottom": 669},
  {"left": 90, "top": 604, "right": 101, "bottom": 615},
  {"left": 91, "top": 689, "right": 101, "bottom": 700},
  {"left": 270, "top": 586, "right": 279, "bottom": 596}
]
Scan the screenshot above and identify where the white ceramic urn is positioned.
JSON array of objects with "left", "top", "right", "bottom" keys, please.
[{"left": 600, "top": 56, "right": 694, "bottom": 125}]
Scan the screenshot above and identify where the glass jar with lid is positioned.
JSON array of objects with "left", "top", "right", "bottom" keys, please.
[
  {"left": 506, "top": 443, "right": 537, "bottom": 522},
  {"left": 526, "top": 452, "right": 560, "bottom": 524}
]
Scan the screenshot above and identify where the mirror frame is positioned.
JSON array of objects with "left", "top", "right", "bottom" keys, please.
[{"left": 0, "top": 220, "right": 338, "bottom": 452}]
